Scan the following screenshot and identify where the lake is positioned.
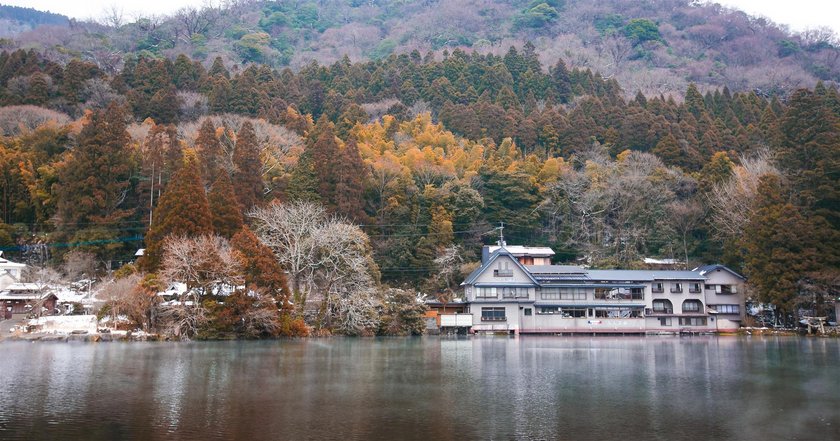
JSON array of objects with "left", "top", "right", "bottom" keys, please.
[{"left": 0, "top": 337, "right": 838, "bottom": 440}]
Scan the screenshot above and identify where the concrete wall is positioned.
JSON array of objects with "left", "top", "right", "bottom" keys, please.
[{"left": 702, "top": 268, "right": 745, "bottom": 330}]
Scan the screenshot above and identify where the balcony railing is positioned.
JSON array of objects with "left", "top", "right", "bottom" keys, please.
[
  {"left": 652, "top": 286, "right": 664, "bottom": 293},
  {"left": 481, "top": 316, "right": 506, "bottom": 322},
  {"left": 646, "top": 307, "right": 674, "bottom": 315},
  {"left": 594, "top": 292, "right": 644, "bottom": 300},
  {"left": 494, "top": 269, "right": 513, "bottom": 277}
]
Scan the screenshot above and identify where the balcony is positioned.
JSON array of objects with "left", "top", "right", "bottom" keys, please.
[
  {"left": 493, "top": 269, "right": 513, "bottom": 277},
  {"left": 646, "top": 307, "right": 674, "bottom": 315},
  {"left": 652, "top": 286, "right": 664, "bottom": 293}
]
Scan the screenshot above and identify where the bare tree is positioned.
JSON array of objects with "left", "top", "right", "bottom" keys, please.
[
  {"left": 97, "top": 274, "right": 141, "bottom": 327},
  {"left": 158, "top": 235, "right": 242, "bottom": 339},
  {"left": 25, "top": 267, "right": 61, "bottom": 319},
  {"left": 62, "top": 250, "right": 97, "bottom": 281},
  {"left": 666, "top": 200, "right": 704, "bottom": 267},
  {"left": 249, "top": 201, "right": 381, "bottom": 334},
  {"left": 707, "top": 149, "right": 780, "bottom": 239}
]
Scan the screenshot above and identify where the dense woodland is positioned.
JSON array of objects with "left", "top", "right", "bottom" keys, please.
[{"left": 0, "top": 2, "right": 837, "bottom": 336}]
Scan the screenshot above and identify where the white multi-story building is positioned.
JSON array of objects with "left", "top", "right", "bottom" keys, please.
[{"left": 460, "top": 245, "right": 746, "bottom": 335}]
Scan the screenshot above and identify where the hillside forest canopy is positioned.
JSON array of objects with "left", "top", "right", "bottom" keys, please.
[{"left": 0, "top": 1, "right": 837, "bottom": 336}]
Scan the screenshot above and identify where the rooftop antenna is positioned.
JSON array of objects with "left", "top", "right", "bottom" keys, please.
[{"left": 495, "top": 222, "right": 506, "bottom": 247}]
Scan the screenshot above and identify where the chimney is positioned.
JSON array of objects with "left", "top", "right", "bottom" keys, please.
[{"left": 482, "top": 245, "right": 491, "bottom": 264}]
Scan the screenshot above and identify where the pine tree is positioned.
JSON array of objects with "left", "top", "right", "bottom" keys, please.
[
  {"left": 141, "top": 154, "right": 213, "bottom": 271},
  {"left": 208, "top": 172, "right": 243, "bottom": 239},
  {"left": 232, "top": 121, "right": 264, "bottom": 212}
]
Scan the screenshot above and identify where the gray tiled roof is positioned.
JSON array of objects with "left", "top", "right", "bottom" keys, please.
[{"left": 527, "top": 265, "right": 588, "bottom": 274}]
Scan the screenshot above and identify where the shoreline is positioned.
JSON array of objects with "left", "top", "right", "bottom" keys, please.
[{"left": 2, "top": 328, "right": 832, "bottom": 343}]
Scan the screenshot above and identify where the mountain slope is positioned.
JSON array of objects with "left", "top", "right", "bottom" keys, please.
[{"left": 2, "top": 0, "right": 838, "bottom": 96}]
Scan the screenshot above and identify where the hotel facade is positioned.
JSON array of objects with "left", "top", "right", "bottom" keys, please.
[{"left": 459, "top": 245, "right": 746, "bottom": 335}]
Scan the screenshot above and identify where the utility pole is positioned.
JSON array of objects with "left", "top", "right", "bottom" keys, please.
[{"left": 496, "top": 222, "right": 506, "bottom": 247}]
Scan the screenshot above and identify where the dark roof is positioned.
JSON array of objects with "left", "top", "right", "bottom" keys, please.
[
  {"left": 461, "top": 247, "right": 539, "bottom": 286},
  {"left": 527, "top": 265, "right": 587, "bottom": 275},
  {"left": 693, "top": 264, "right": 746, "bottom": 280}
]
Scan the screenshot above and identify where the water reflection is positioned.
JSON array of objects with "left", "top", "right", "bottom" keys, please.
[{"left": 0, "top": 337, "right": 838, "bottom": 440}]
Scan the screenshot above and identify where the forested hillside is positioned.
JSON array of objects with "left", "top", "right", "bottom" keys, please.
[
  {"left": 0, "top": 5, "right": 68, "bottom": 38},
  {"left": 0, "top": 42, "right": 837, "bottom": 330},
  {"left": 0, "top": 0, "right": 837, "bottom": 335},
  {"left": 3, "top": 0, "right": 839, "bottom": 97}
]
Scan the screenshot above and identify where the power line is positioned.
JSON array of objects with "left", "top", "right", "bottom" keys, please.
[{"left": 0, "top": 236, "right": 144, "bottom": 252}]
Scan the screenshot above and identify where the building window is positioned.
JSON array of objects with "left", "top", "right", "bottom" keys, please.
[
  {"left": 652, "top": 299, "right": 673, "bottom": 314},
  {"left": 670, "top": 283, "right": 683, "bottom": 293},
  {"left": 682, "top": 299, "right": 703, "bottom": 313},
  {"left": 679, "top": 317, "right": 707, "bottom": 326},
  {"left": 541, "top": 288, "right": 586, "bottom": 300},
  {"left": 537, "top": 307, "right": 586, "bottom": 317},
  {"left": 524, "top": 308, "right": 532, "bottom": 316},
  {"left": 715, "top": 304, "right": 740, "bottom": 314},
  {"left": 561, "top": 308, "right": 587, "bottom": 318},
  {"left": 481, "top": 307, "right": 506, "bottom": 321},
  {"left": 689, "top": 283, "right": 701, "bottom": 293},
  {"left": 595, "top": 287, "right": 643, "bottom": 300},
  {"left": 501, "top": 287, "right": 529, "bottom": 298},
  {"left": 476, "top": 287, "right": 498, "bottom": 298},
  {"left": 493, "top": 261, "right": 513, "bottom": 277},
  {"left": 659, "top": 317, "right": 672, "bottom": 326},
  {"left": 593, "top": 307, "right": 642, "bottom": 318},
  {"left": 652, "top": 282, "right": 664, "bottom": 293},
  {"left": 716, "top": 285, "right": 736, "bottom": 294},
  {"left": 561, "top": 288, "right": 587, "bottom": 300}
]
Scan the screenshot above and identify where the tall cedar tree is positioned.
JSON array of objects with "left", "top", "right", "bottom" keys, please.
[
  {"left": 232, "top": 121, "right": 264, "bottom": 211},
  {"left": 208, "top": 172, "right": 244, "bottom": 238},
  {"left": 231, "top": 227, "right": 290, "bottom": 302},
  {"left": 742, "top": 175, "right": 839, "bottom": 321},
  {"left": 334, "top": 138, "right": 368, "bottom": 222},
  {"left": 778, "top": 89, "right": 840, "bottom": 229},
  {"left": 56, "top": 105, "right": 134, "bottom": 249},
  {"left": 141, "top": 155, "right": 213, "bottom": 271},
  {"left": 308, "top": 117, "right": 343, "bottom": 212},
  {"left": 195, "top": 119, "right": 225, "bottom": 187}
]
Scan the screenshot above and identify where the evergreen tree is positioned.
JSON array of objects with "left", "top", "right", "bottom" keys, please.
[
  {"left": 195, "top": 119, "right": 224, "bottom": 186},
  {"left": 142, "top": 154, "right": 213, "bottom": 271},
  {"left": 208, "top": 172, "right": 243, "bottom": 239},
  {"left": 231, "top": 227, "right": 290, "bottom": 301},
  {"left": 742, "top": 175, "right": 839, "bottom": 322},
  {"left": 334, "top": 138, "right": 368, "bottom": 222},
  {"left": 779, "top": 89, "right": 840, "bottom": 228},
  {"left": 55, "top": 104, "right": 135, "bottom": 258},
  {"left": 232, "top": 121, "right": 264, "bottom": 211}
]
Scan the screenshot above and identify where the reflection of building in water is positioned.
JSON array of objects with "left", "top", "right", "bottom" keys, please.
[{"left": 455, "top": 244, "right": 745, "bottom": 335}]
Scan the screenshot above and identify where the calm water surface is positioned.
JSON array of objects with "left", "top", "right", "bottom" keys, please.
[{"left": 0, "top": 337, "right": 838, "bottom": 440}]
